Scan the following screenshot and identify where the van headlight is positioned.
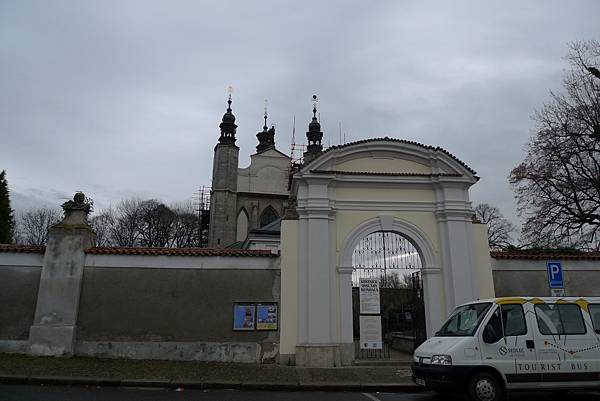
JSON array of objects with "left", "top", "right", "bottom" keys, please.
[{"left": 431, "top": 355, "right": 452, "bottom": 365}]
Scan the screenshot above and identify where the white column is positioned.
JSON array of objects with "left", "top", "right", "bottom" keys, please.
[
  {"left": 437, "top": 211, "right": 477, "bottom": 314},
  {"left": 421, "top": 267, "right": 443, "bottom": 337},
  {"left": 337, "top": 266, "right": 354, "bottom": 344},
  {"left": 306, "top": 212, "right": 333, "bottom": 343}
]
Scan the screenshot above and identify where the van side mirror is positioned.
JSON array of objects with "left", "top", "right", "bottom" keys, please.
[{"left": 483, "top": 323, "right": 502, "bottom": 344}]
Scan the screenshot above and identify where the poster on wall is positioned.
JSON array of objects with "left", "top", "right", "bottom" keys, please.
[
  {"left": 256, "top": 303, "right": 278, "bottom": 330},
  {"left": 359, "top": 315, "right": 383, "bottom": 349},
  {"left": 359, "top": 278, "right": 380, "bottom": 314},
  {"left": 233, "top": 303, "right": 255, "bottom": 331}
]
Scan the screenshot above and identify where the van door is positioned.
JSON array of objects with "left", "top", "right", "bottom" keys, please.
[
  {"left": 479, "top": 303, "right": 538, "bottom": 386},
  {"left": 531, "top": 302, "right": 597, "bottom": 385},
  {"left": 587, "top": 303, "right": 600, "bottom": 380}
]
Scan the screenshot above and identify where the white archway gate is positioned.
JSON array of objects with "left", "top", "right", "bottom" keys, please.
[
  {"left": 340, "top": 216, "right": 442, "bottom": 361},
  {"left": 279, "top": 138, "right": 495, "bottom": 367}
]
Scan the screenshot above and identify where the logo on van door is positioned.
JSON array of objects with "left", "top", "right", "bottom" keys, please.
[{"left": 499, "top": 345, "right": 525, "bottom": 356}]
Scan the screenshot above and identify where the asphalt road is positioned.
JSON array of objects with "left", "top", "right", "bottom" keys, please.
[{"left": 0, "top": 385, "right": 599, "bottom": 401}]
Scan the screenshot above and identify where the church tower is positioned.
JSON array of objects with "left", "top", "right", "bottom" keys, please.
[
  {"left": 303, "top": 95, "right": 324, "bottom": 164},
  {"left": 208, "top": 94, "right": 239, "bottom": 247}
]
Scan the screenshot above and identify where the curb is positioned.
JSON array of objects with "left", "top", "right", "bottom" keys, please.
[{"left": 0, "top": 375, "right": 423, "bottom": 392}]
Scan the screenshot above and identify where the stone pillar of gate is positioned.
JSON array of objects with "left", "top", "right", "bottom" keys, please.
[
  {"left": 435, "top": 207, "right": 478, "bottom": 315},
  {"left": 294, "top": 179, "right": 348, "bottom": 367},
  {"left": 28, "top": 192, "right": 96, "bottom": 357},
  {"left": 421, "top": 267, "right": 443, "bottom": 338}
]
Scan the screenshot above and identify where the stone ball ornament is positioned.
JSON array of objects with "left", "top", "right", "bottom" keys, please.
[{"left": 73, "top": 192, "right": 85, "bottom": 203}]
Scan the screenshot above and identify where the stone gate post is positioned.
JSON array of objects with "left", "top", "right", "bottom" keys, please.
[{"left": 28, "top": 192, "right": 96, "bottom": 356}]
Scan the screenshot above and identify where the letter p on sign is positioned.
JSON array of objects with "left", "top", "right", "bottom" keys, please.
[{"left": 547, "top": 261, "right": 564, "bottom": 288}]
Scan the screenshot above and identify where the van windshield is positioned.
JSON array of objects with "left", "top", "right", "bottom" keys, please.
[{"left": 436, "top": 302, "right": 492, "bottom": 337}]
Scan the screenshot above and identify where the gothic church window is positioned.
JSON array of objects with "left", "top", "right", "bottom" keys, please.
[
  {"left": 259, "top": 206, "right": 279, "bottom": 228},
  {"left": 236, "top": 208, "right": 249, "bottom": 242}
]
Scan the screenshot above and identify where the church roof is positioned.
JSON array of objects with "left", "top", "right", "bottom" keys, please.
[
  {"left": 253, "top": 147, "right": 291, "bottom": 159},
  {"left": 303, "top": 137, "right": 477, "bottom": 176},
  {"left": 250, "top": 218, "right": 282, "bottom": 234}
]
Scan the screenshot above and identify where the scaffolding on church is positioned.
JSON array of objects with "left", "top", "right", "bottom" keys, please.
[{"left": 192, "top": 185, "right": 211, "bottom": 248}]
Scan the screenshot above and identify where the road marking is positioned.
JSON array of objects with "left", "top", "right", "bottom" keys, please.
[{"left": 362, "top": 393, "right": 381, "bottom": 401}]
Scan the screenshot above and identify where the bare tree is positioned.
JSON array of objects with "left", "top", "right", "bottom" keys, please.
[
  {"left": 380, "top": 272, "right": 414, "bottom": 289},
  {"left": 109, "top": 199, "right": 143, "bottom": 247},
  {"left": 170, "top": 201, "right": 201, "bottom": 248},
  {"left": 89, "top": 210, "right": 115, "bottom": 247},
  {"left": 86, "top": 198, "right": 203, "bottom": 248},
  {"left": 510, "top": 40, "right": 600, "bottom": 250},
  {"left": 16, "top": 207, "right": 62, "bottom": 245},
  {"left": 475, "top": 203, "right": 516, "bottom": 250},
  {"left": 136, "top": 200, "right": 177, "bottom": 247}
]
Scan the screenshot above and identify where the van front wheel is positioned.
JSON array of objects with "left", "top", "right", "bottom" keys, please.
[{"left": 467, "top": 372, "right": 504, "bottom": 401}]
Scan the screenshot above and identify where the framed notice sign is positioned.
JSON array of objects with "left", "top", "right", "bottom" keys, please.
[
  {"left": 359, "top": 315, "right": 383, "bottom": 349},
  {"left": 256, "top": 303, "right": 278, "bottom": 331},
  {"left": 359, "top": 278, "right": 381, "bottom": 314},
  {"left": 233, "top": 303, "right": 255, "bottom": 331}
]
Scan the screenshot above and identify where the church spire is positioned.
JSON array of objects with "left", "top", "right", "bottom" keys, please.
[
  {"left": 256, "top": 99, "right": 275, "bottom": 153},
  {"left": 218, "top": 88, "right": 237, "bottom": 145},
  {"left": 303, "top": 94, "right": 323, "bottom": 164}
]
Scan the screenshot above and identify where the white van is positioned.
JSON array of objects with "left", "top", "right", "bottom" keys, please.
[{"left": 412, "top": 297, "right": 600, "bottom": 401}]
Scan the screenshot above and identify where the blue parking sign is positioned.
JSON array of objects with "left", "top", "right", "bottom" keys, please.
[{"left": 547, "top": 261, "right": 564, "bottom": 288}]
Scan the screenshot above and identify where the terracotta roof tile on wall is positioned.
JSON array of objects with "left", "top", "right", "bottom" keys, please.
[
  {"left": 490, "top": 251, "right": 600, "bottom": 260},
  {"left": 85, "top": 247, "right": 277, "bottom": 257},
  {"left": 0, "top": 244, "right": 45, "bottom": 254},
  {"left": 310, "top": 170, "right": 463, "bottom": 177}
]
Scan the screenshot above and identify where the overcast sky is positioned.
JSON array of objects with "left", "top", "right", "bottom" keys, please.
[{"left": 1, "top": 1, "right": 599, "bottom": 227}]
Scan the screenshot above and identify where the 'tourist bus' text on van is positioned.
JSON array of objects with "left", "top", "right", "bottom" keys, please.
[{"left": 412, "top": 297, "right": 600, "bottom": 401}]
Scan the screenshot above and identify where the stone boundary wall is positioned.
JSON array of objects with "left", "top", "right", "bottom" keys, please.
[
  {"left": 0, "top": 249, "right": 43, "bottom": 353},
  {"left": 491, "top": 254, "right": 600, "bottom": 297},
  {"left": 0, "top": 244, "right": 280, "bottom": 363}
]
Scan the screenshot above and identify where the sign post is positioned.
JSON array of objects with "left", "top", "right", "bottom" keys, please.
[{"left": 546, "top": 261, "right": 566, "bottom": 297}]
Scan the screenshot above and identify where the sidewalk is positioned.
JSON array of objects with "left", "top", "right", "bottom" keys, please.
[{"left": 0, "top": 353, "right": 420, "bottom": 392}]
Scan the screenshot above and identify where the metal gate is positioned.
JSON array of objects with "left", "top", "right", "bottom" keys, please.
[{"left": 352, "top": 231, "right": 426, "bottom": 360}]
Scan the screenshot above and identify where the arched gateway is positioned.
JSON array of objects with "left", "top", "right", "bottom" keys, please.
[{"left": 279, "top": 138, "right": 495, "bottom": 367}]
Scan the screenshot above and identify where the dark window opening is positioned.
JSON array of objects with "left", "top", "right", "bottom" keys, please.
[{"left": 260, "top": 206, "right": 279, "bottom": 228}]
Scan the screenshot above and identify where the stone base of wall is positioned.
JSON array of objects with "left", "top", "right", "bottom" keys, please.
[
  {"left": 75, "top": 341, "right": 276, "bottom": 363},
  {"left": 28, "top": 325, "right": 76, "bottom": 357},
  {"left": 0, "top": 340, "right": 28, "bottom": 354},
  {"left": 295, "top": 343, "right": 353, "bottom": 367}
]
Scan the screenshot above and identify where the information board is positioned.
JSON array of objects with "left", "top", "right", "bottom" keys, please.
[
  {"left": 256, "top": 303, "right": 278, "bottom": 330},
  {"left": 359, "top": 278, "right": 380, "bottom": 314},
  {"left": 232, "top": 304, "right": 255, "bottom": 331},
  {"left": 359, "top": 315, "right": 383, "bottom": 349}
]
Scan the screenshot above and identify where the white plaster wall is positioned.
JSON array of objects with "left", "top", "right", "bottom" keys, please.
[
  {"left": 279, "top": 219, "right": 299, "bottom": 358},
  {"left": 334, "top": 187, "right": 436, "bottom": 203},
  {"left": 237, "top": 149, "right": 290, "bottom": 195},
  {"left": 492, "top": 258, "right": 600, "bottom": 297},
  {"left": 0, "top": 252, "right": 44, "bottom": 268},
  {"left": 335, "top": 157, "right": 432, "bottom": 174},
  {"left": 472, "top": 223, "right": 495, "bottom": 299},
  {"left": 335, "top": 210, "right": 441, "bottom": 254}
]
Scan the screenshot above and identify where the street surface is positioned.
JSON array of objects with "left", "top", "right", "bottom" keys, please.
[{"left": 1, "top": 385, "right": 599, "bottom": 401}]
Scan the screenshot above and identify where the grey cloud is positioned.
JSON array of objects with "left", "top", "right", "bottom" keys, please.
[{"left": 1, "top": 0, "right": 599, "bottom": 227}]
